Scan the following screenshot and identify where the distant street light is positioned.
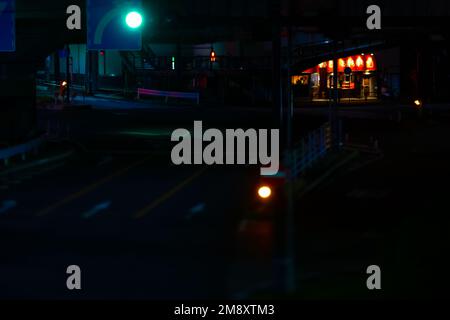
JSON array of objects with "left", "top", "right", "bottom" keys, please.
[{"left": 125, "top": 11, "right": 143, "bottom": 29}]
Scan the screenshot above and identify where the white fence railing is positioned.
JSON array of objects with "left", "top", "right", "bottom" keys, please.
[
  {"left": 0, "top": 136, "right": 44, "bottom": 167},
  {"left": 289, "top": 122, "right": 334, "bottom": 178}
]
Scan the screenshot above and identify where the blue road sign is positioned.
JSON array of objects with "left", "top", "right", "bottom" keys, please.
[
  {"left": 0, "top": 0, "right": 15, "bottom": 52},
  {"left": 87, "top": 0, "right": 142, "bottom": 51}
]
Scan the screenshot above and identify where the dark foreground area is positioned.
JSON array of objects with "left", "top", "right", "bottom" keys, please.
[{"left": 1, "top": 103, "right": 450, "bottom": 299}]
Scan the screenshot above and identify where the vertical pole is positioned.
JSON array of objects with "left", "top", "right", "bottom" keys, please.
[
  {"left": 285, "top": 24, "right": 296, "bottom": 294},
  {"left": 123, "top": 64, "right": 129, "bottom": 96},
  {"left": 271, "top": 0, "right": 282, "bottom": 128},
  {"left": 176, "top": 42, "right": 182, "bottom": 90},
  {"left": 103, "top": 51, "right": 107, "bottom": 76},
  {"left": 54, "top": 52, "right": 60, "bottom": 84},
  {"left": 333, "top": 51, "right": 338, "bottom": 106},
  {"left": 87, "top": 51, "right": 92, "bottom": 95},
  {"left": 85, "top": 49, "right": 89, "bottom": 95},
  {"left": 66, "top": 45, "right": 71, "bottom": 103},
  {"left": 331, "top": 41, "right": 339, "bottom": 149},
  {"left": 88, "top": 51, "right": 99, "bottom": 95}
]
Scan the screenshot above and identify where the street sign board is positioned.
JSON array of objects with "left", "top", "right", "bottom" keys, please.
[
  {"left": 87, "top": 0, "right": 142, "bottom": 51},
  {"left": 0, "top": 0, "right": 15, "bottom": 52}
]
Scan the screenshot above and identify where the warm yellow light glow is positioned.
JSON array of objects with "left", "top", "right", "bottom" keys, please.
[
  {"left": 366, "top": 56, "right": 375, "bottom": 70},
  {"left": 258, "top": 186, "right": 272, "bottom": 199},
  {"left": 347, "top": 57, "right": 355, "bottom": 68},
  {"left": 356, "top": 56, "right": 364, "bottom": 67},
  {"left": 61, "top": 81, "right": 67, "bottom": 87},
  {"left": 414, "top": 99, "right": 422, "bottom": 107}
]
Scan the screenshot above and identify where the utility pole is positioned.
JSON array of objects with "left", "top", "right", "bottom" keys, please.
[{"left": 285, "top": 24, "right": 296, "bottom": 294}]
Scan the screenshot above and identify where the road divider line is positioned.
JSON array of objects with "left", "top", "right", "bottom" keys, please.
[
  {"left": 133, "top": 167, "right": 208, "bottom": 219},
  {"left": 36, "top": 158, "right": 148, "bottom": 217}
]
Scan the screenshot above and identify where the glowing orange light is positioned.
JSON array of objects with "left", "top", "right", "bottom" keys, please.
[
  {"left": 366, "top": 56, "right": 375, "bottom": 70},
  {"left": 347, "top": 57, "right": 355, "bottom": 68},
  {"left": 356, "top": 56, "right": 364, "bottom": 67},
  {"left": 414, "top": 100, "right": 422, "bottom": 107},
  {"left": 257, "top": 186, "right": 272, "bottom": 199},
  {"left": 61, "top": 81, "right": 67, "bottom": 87},
  {"left": 327, "top": 60, "right": 334, "bottom": 73},
  {"left": 319, "top": 62, "right": 327, "bottom": 69},
  {"left": 302, "top": 67, "right": 316, "bottom": 74},
  {"left": 210, "top": 50, "right": 216, "bottom": 62},
  {"left": 338, "top": 59, "right": 346, "bottom": 72}
]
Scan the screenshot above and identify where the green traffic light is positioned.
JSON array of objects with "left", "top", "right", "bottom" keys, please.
[{"left": 125, "top": 11, "right": 143, "bottom": 29}]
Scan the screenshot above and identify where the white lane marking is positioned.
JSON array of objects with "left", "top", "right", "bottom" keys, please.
[
  {"left": 185, "top": 202, "right": 206, "bottom": 220},
  {"left": 82, "top": 201, "right": 112, "bottom": 219}
]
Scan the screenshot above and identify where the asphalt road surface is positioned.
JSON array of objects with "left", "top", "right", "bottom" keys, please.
[
  {"left": 1, "top": 103, "right": 266, "bottom": 299},
  {"left": 2, "top": 100, "right": 450, "bottom": 299}
]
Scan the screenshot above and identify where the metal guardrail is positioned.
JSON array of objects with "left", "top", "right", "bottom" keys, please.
[
  {"left": 0, "top": 136, "right": 44, "bottom": 167},
  {"left": 290, "top": 122, "right": 333, "bottom": 177},
  {"left": 137, "top": 88, "right": 200, "bottom": 104}
]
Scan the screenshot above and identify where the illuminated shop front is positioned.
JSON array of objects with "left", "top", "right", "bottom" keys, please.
[{"left": 293, "top": 54, "right": 378, "bottom": 101}]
